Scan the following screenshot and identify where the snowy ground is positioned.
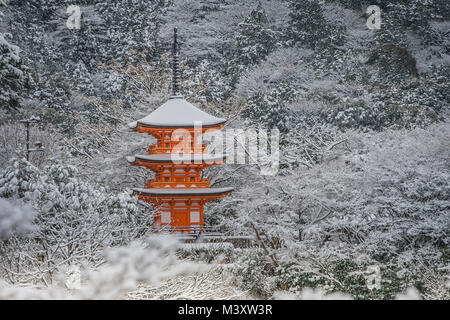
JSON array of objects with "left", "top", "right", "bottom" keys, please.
[{"left": 128, "top": 267, "right": 251, "bottom": 300}]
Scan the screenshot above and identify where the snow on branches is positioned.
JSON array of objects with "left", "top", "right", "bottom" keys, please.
[{"left": 0, "top": 158, "right": 154, "bottom": 285}]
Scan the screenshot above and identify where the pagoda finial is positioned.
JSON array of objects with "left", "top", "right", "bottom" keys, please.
[{"left": 171, "top": 27, "right": 182, "bottom": 98}]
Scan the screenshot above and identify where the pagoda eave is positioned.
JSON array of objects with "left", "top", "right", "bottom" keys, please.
[
  {"left": 133, "top": 188, "right": 234, "bottom": 196},
  {"left": 133, "top": 187, "right": 233, "bottom": 198},
  {"left": 129, "top": 121, "right": 226, "bottom": 132},
  {"left": 127, "top": 154, "right": 227, "bottom": 166},
  {"left": 137, "top": 121, "right": 226, "bottom": 129}
]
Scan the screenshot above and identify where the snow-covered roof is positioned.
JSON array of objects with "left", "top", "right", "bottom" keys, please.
[
  {"left": 129, "top": 97, "right": 226, "bottom": 129},
  {"left": 133, "top": 187, "right": 234, "bottom": 196},
  {"left": 127, "top": 154, "right": 227, "bottom": 163}
]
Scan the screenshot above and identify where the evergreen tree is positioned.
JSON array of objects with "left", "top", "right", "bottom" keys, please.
[
  {"left": 227, "top": 1, "right": 278, "bottom": 85},
  {"left": 243, "top": 83, "right": 296, "bottom": 133},
  {"left": 288, "top": 0, "right": 345, "bottom": 50},
  {"left": 97, "top": 0, "right": 169, "bottom": 61},
  {"left": 71, "top": 61, "right": 94, "bottom": 99},
  {"left": 235, "top": 2, "right": 278, "bottom": 67},
  {"left": 0, "top": 0, "right": 27, "bottom": 110}
]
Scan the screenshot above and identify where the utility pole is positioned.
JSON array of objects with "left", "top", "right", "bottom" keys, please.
[{"left": 19, "top": 116, "right": 45, "bottom": 162}]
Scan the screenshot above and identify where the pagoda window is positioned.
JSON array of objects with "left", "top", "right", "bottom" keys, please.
[
  {"left": 190, "top": 211, "right": 200, "bottom": 223},
  {"left": 161, "top": 212, "right": 171, "bottom": 224},
  {"left": 190, "top": 177, "right": 196, "bottom": 182}
]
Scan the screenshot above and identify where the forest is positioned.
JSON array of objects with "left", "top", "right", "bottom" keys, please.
[{"left": 0, "top": 0, "right": 449, "bottom": 299}]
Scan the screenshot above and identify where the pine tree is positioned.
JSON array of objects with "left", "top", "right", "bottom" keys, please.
[
  {"left": 235, "top": 2, "right": 278, "bottom": 67},
  {"left": 0, "top": 0, "right": 27, "bottom": 110},
  {"left": 71, "top": 61, "right": 94, "bottom": 101},
  {"left": 228, "top": 1, "right": 278, "bottom": 84},
  {"left": 243, "top": 83, "right": 296, "bottom": 133},
  {"left": 288, "top": 0, "right": 344, "bottom": 50},
  {"left": 97, "top": 0, "right": 169, "bottom": 61}
]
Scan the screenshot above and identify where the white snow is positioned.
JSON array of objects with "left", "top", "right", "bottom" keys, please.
[
  {"left": 133, "top": 154, "right": 226, "bottom": 162},
  {"left": 126, "top": 156, "right": 136, "bottom": 163},
  {"left": 181, "top": 242, "right": 234, "bottom": 250},
  {"left": 127, "top": 121, "right": 137, "bottom": 129},
  {"left": 133, "top": 187, "right": 234, "bottom": 195},
  {"left": 131, "top": 97, "right": 226, "bottom": 128}
]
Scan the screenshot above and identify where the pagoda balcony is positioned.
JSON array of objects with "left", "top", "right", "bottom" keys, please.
[
  {"left": 146, "top": 179, "right": 210, "bottom": 189},
  {"left": 133, "top": 187, "right": 233, "bottom": 198},
  {"left": 147, "top": 145, "right": 207, "bottom": 155},
  {"left": 127, "top": 154, "right": 226, "bottom": 170}
]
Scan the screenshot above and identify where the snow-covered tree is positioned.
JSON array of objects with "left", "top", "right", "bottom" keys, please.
[
  {"left": 211, "top": 121, "right": 449, "bottom": 299},
  {"left": 243, "top": 83, "right": 297, "bottom": 132},
  {"left": 288, "top": 0, "right": 345, "bottom": 50},
  {"left": 234, "top": 2, "right": 278, "bottom": 70},
  {"left": 0, "top": 0, "right": 27, "bottom": 110},
  {"left": 0, "top": 158, "right": 154, "bottom": 285},
  {"left": 0, "top": 198, "right": 35, "bottom": 240},
  {"left": 0, "top": 235, "right": 207, "bottom": 299}
]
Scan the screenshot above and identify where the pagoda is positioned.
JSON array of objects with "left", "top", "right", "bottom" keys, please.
[{"left": 127, "top": 28, "right": 233, "bottom": 233}]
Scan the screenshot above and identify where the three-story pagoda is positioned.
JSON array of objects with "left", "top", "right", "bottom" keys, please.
[{"left": 127, "top": 28, "right": 233, "bottom": 233}]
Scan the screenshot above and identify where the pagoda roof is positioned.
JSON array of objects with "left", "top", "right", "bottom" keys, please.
[
  {"left": 128, "top": 97, "right": 226, "bottom": 129},
  {"left": 133, "top": 187, "right": 234, "bottom": 196},
  {"left": 127, "top": 154, "right": 227, "bottom": 164}
]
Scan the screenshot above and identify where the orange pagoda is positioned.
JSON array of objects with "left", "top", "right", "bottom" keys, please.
[{"left": 127, "top": 28, "right": 233, "bottom": 233}]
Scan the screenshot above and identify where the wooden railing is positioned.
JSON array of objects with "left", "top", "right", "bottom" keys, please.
[
  {"left": 152, "top": 225, "right": 219, "bottom": 234},
  {"left": 151, "top": 225, "right": 255, "bottom": 248}
]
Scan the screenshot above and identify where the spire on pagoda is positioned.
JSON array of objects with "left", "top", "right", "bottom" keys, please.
[{"left": 171, "top": 27, "right": 182, "bottom": 98}]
